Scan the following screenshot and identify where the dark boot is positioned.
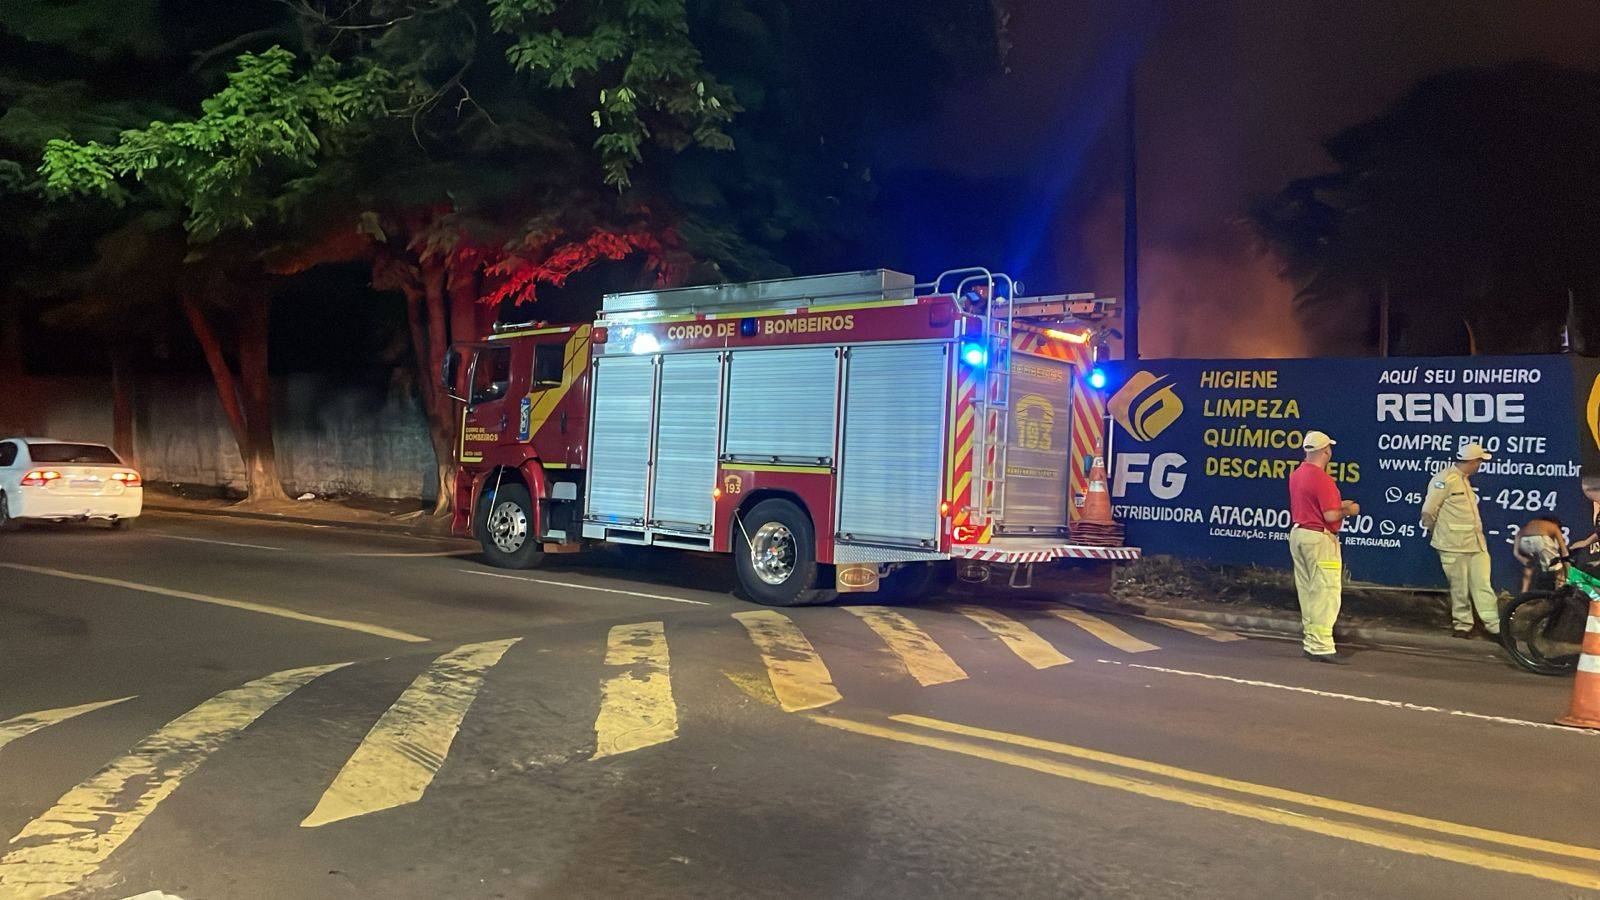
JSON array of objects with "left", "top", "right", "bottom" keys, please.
[{"left": 1303, "top": 651, "right": 1350, "bottom": 665}]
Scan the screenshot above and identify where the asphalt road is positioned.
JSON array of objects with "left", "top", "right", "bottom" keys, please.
[{"left": 1, "top": 511, "right": 1595, "bottom": 899}]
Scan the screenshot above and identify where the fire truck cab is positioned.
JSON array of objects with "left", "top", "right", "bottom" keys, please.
[{"left": 446, "top": 267, "right": 1138, "bottom": 606}]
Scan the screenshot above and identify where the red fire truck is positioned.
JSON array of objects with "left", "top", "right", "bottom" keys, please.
[{"left": 444, "top": 268, "right": 1138, "bottom": 606}]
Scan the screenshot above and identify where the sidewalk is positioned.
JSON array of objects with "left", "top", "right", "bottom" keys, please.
[
  {"left": 1100, "top": 555, "right": 1494, "bottom": 655},
  {"left": 143, "top": 485, "right": 461, "bottom": 540}
]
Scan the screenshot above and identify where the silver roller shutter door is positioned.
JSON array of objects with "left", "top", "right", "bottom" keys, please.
[
  {"left": 650, "top": 352, "right": 722, "bottom": 529},
  {"left": 837, "top": 343, "right": 948, "bottom": 546},
  {"left": 587, "top": 355, "right": 655, "bottom": 522},
  {"left": 724, "top": 347, "right": 838, "bottom": 463}
]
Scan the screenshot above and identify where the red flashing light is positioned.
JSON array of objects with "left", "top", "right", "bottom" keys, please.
[
  {"left": 591, "top": 327, "right": 609, "bottom": 344},
  {"left": 928, "top": 303, "right": 954, "bottom": 329},
  {"left": 21, "top": 469, "right": 60, "bottom": 486}
]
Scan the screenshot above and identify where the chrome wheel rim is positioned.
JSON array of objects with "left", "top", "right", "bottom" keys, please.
[
  {"left": 750, "top": 522, "right": 796, "bottom": 585},
  {"left": 487, "top": 500, "right": 529, "bottom": 553}
]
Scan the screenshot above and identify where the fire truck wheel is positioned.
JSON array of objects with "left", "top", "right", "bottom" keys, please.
[
  {"left": 476, "top": 483, "right": 545, "bottom": 569},
  {"left": 734, "top": 499, "right": 834, "bottom": 607}
]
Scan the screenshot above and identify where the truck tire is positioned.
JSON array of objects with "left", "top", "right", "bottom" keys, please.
[
  {"left": 733, "top": 498, "right": 835, "bottom": 607},
  {"left": 477, "top": 483, "right": 546, "bottom": 570}
]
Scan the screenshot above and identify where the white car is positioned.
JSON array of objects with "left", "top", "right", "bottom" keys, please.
[{"left": 0, "top": 437, "right": 143, "bottom": 530}]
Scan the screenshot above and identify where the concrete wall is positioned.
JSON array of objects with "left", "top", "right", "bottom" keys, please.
[{"left": 0, "top": 375, "right": 438, "bottom": 500}]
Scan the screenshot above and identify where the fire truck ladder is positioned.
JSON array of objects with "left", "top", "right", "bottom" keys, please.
[{"left": 934, "top": 267, "right": 1016, "bottom": 526}]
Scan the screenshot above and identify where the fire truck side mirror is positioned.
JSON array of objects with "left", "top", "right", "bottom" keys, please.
[{"left": 441, "top": 348, "right": 466, "bottom": 402}]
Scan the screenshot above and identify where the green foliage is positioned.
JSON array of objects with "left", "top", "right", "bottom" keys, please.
[
  {"left": 39, "top": 48, "right": 396, "bottom": 239},
  {"left": 491, "top": 0, "right": 738, "bottom": 187}
]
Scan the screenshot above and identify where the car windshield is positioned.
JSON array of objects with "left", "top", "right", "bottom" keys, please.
[{"left": 26, "top": 442, "right": 122, "bottom": 464}]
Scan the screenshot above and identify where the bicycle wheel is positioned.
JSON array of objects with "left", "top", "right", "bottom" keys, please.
[{"left": 1500, "top": 590, "right": 1577, "bottom": 676}]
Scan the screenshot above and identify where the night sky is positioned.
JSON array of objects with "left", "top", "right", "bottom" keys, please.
[{"left": 871, "top": 0, "right": 1600, "bottom": 359}]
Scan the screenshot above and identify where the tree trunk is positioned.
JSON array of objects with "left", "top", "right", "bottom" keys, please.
[
  {"left": 422, "top": 262, "right": 456, "bottom": 516},
  {"left": 110, "top": 350, "right": 136, "bottom": 466},
  {"left": 402, "top": 274, "right": 458, "bottom": 517},
  {"left": 235, "top": 289, "right": 288, "bottom": 503},
  {"left": 181, "top": 293, "right": 250, "bottom": 456},
  {"left": 180, "top": 290, "right": 287, "bottom": 504}
]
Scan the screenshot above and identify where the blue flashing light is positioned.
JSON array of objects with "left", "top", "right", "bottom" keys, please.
[
  {"left": 739, "top": 317, "right": 759, "bottom": 337},
  {"left": 1088, "top": 367, "right": 1108, "bottom": 390},
  {"left": 960, "top": 342, "right": 988, "bottom": 368}
]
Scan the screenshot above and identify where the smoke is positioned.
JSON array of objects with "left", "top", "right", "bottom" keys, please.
[{"left": 1077, "top": 191, "right": 1311, "bottom": 359}]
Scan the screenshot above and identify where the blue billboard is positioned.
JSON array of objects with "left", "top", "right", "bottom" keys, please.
[{"left": 1104, "top": 356, "right": 1585, "bottom": 589}]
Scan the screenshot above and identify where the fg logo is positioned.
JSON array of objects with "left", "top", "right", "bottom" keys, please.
[
  {"left": 1113, "top": 452, "right": 1188, "bottom": 501},
  {"left": 1109, "top": 371, "right": 1183, "bottom": 441}
]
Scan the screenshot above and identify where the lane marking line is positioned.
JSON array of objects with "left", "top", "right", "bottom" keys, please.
[
  {"left": 809, "top": 714, "right": 1600, "bottom": 892},
  {"left": 593, "top": 622, "right": 678, "bottom": 760},
  {"left": 144, "top": 533, "right": 285, "bottom": 551},
  {"left": 0, "top": 697, "right": 136, "bottom": 757},
  {"left": 951, "top": 605, "right": 1072, "bottom": 669},
  {"left": 458, "top": 568, "right": 711, "bottom": 606},
  {"left": 1099, "top": 659, "right": 1598, "bottom": 735},
  {"left": 844, "top": 606, "right": 969, "bottom": 686},
  {"left": 302, "top": 638, "right": 521, "bottom": 828},
  {"left": 892, "top": 714, "right": 1600, "bottom": 864},
  {"left": 1138, "top": 615, "right": 1246, "bottom": 642},
  {"left": 733, "top": 610, "right": 841, "bottom": 712},
  {"left": 0, "top": 663, "right": 347, "bottom": 898},
  {"left": 0, "top": 563, "right": 429, "bottom": 644},
  {"left": 1050, "top": 608, "right": 1160, "bottom": 653}
]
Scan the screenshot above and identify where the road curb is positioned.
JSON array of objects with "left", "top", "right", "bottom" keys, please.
[
  {"left": 1062, "top": 593, "right": 1482, "bottom": 655},
  {"left": 143, "top": 502, "right": 462, "bottom": 541}
]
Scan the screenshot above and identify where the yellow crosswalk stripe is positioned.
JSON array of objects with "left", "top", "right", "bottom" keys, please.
[
  {"left": 0, "top": 663, "right": 346, "bottom": 899},
  {"left": 733, "top": 611, "right": 841, "bottom": 712},
  {"left": 952, "top": 606, "right": 1072, "bottom": 668},
  {"left": 593, "top": 622, "right": 678, "bottom": 760},
  {"left": 1140, "top": 615, "right": 1246, "bottom": 642},
  {"left": 1050, "top": 608, "right": 1159, "bottom": 653},
  {"left": 0, "top": 697, "right": 134, "bottom": 758},
  {"left": 301, "top": 639, "right": 519, "bottom": 828},
  {"left": 844, "top": 606, "right": 969, "bottom": 686}
]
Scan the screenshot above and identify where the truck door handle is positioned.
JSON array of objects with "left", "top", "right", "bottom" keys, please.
[{"left": 499, "top": 413, "right": 508, "bottom": 430}]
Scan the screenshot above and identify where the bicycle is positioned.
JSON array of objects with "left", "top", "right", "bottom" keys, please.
[{"left": 1500, "top": 555, "right": 1594, "bottom": 675}]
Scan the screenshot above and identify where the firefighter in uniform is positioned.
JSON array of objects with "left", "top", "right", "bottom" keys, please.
[
  {"left": 1288, "top": 431, "right": 1357, "bottom": 664},
  {"left": 1420, "top": 443, "right": 1501, "bottom": 639}
]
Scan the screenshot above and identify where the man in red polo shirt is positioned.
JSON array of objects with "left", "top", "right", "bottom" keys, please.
[{"left": 1288, "top": 430, "right": 1359, "bottom": 664}]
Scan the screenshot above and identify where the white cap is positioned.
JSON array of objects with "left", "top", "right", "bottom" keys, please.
[
  {"left": 1302, "top": 431, "right": 1337, "bottom": 452},
  {"left": 1458, "top": 442, "right": 1492, "bottom": 461}
]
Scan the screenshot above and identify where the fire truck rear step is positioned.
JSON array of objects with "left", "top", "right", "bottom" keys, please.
[{"left": 951, "top": 537, "right": 1141, "bottom": 564}]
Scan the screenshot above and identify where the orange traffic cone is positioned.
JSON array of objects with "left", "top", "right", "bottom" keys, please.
[
  {"left": 1080, "top": 455, "right": 1114, "bottom": 525},
  {"left": 1557, "top": 594, "right": 1600, "bottom": 730}
]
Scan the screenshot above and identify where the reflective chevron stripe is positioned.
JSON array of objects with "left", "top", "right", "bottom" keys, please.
[{"left": 950, "top": 544, "right": 1141, "bottom": 564}]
